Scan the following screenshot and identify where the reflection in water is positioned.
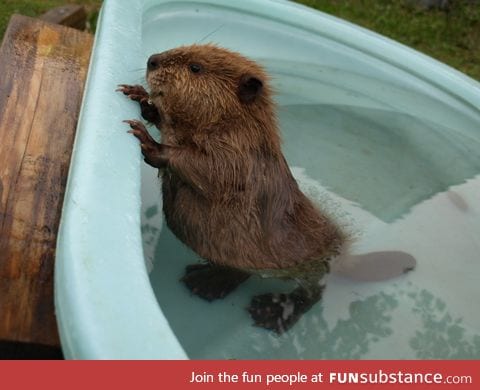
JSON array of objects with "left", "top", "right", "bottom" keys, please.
[
  {"left": 279, "top": 292, "right": 399, "bottom": 359},
  {"left": 408, "top": 289, "right": 480, "bottom": 359}
]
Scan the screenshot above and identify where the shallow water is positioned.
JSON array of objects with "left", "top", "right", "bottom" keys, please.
[{"left": 139, "top": 56, "right": 480, "bottom": 358}]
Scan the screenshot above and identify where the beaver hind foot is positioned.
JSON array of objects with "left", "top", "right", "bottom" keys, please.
[
  {"left": 248, "top": 284, "right": 324, "bottom": 334},
  {"left": 181, "top": 263, "right": 250, "bottom": 301}
]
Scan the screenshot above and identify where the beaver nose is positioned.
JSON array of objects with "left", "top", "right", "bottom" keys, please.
[{"left": 147, "top": 54, "right": 161, "bottom": 71}]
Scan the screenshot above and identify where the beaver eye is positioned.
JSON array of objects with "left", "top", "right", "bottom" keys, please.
[{"left": 189, "top": 63, "right": 202, "bottom": 73}]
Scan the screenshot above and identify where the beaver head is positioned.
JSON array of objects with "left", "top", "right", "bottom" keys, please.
[{"left": 145, "top": 44, "right": 276, "bottom": 139}]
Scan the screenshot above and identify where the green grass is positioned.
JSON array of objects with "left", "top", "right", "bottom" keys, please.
[
  {"left": 294, "top": 0, "right": 480, "bottom": 80},
  {"left": 0, "top": 0, "right": 479, "bottom": 80}
]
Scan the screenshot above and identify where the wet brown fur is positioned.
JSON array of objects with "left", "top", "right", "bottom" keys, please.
[{"left": 145, "top": 44, "right": 345, "bottom": 271}]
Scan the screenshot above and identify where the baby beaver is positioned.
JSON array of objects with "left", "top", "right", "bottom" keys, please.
[{"left": 118, "top": 44, "right": 346, "bottom": 333}]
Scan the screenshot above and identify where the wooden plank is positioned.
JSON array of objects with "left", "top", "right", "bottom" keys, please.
[
  {"left": 0, "top": 14, "right": 93, "bottom": 347},
  {"left": 39, "top": 5, "right": 87, "bottom": 30}
]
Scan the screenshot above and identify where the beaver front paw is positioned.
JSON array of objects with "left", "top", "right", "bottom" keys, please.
[
  {"left": 124, "top": 119, "right": 168, "bottom": 168},
  {"left": 117, "top": 85, "right": 161, "bottom": 124},
  {"left": 117, "top": 84, "right": 149, "bottom": 102},
  {"left": 181, "top": 263, "right": 250, "bottom": 301}
]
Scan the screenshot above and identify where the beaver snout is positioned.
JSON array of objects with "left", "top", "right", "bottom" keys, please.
[{"left": 147, "top": 54, "right": 162, "bottom": 71}]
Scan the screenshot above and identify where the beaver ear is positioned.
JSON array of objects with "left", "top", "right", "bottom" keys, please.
[{"left": 238, "top": 74, "right": 263, "bottom": 103}]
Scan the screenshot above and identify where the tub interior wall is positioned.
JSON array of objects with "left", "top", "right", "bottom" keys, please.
[{"left": 137, "top": 1, "right": 480, "bottom": 359}]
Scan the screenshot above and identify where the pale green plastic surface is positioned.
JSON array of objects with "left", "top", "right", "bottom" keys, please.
[{"left": 55, "top": 0, "right": 480, "bottom": 359}]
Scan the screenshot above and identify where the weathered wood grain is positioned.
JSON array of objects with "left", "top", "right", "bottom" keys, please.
[{"left": 0, "top": 15, "right": 92, "bottom": 347}]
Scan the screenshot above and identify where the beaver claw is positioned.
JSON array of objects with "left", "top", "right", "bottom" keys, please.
[
  {"left": 118, "top": 85, "right": 161, "bottom": 124},
  {"left": 124, "top": 119, "right": 168, "bottom": 168},
  {"left": 116, "top": 84, "right": 150, "bottom": 103}
]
